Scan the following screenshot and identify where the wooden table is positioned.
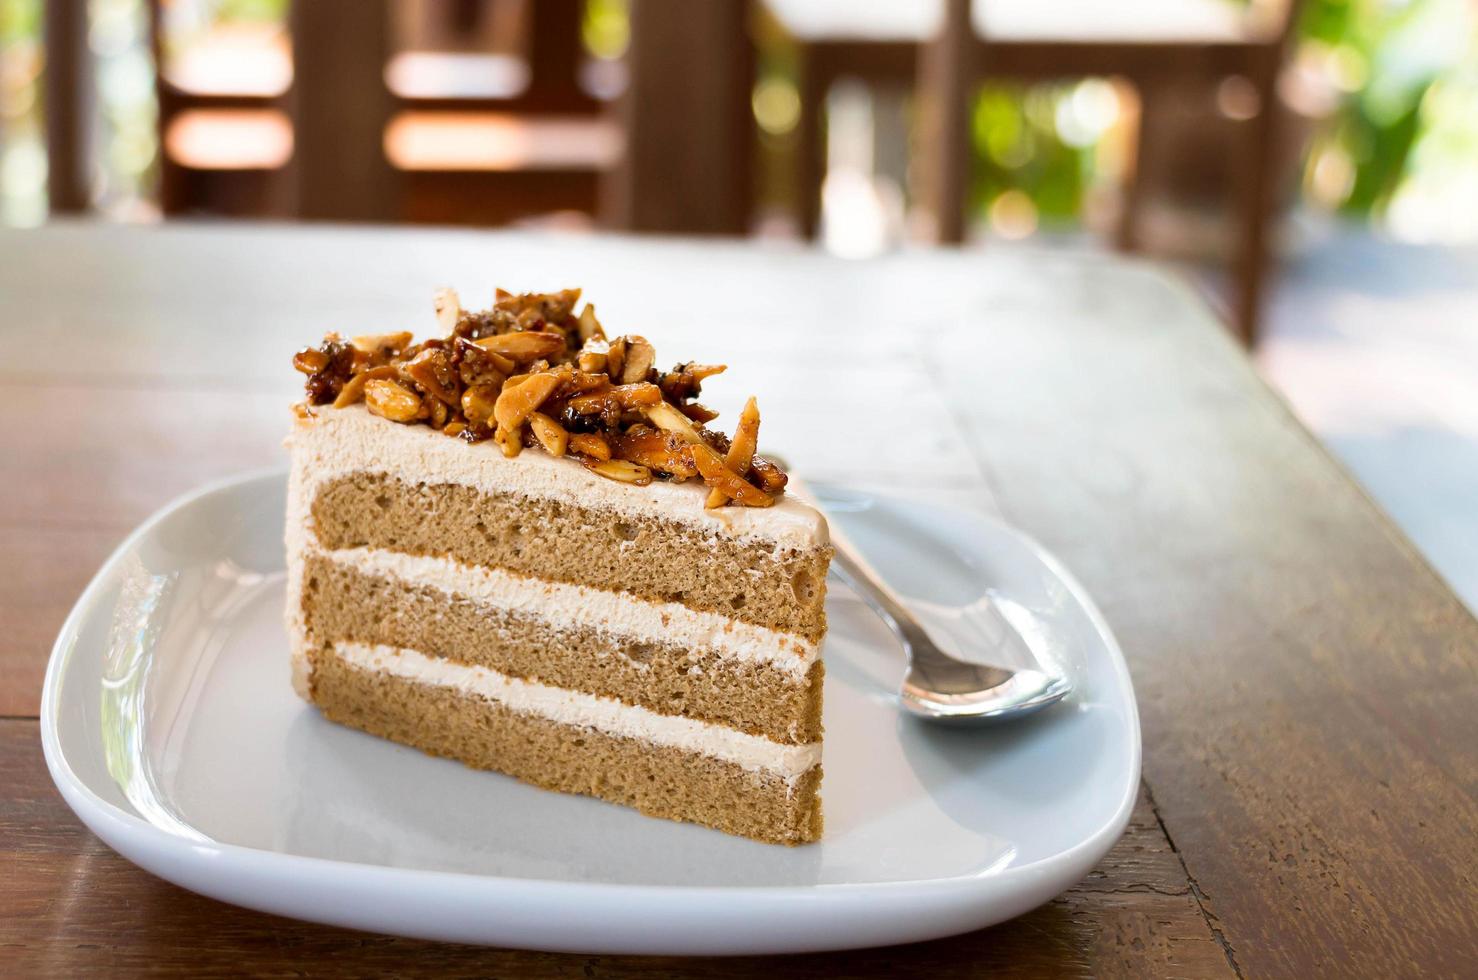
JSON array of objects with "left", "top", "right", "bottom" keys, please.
[{"left": 3, "top": 223, "right": 1475, "bottom": 977}]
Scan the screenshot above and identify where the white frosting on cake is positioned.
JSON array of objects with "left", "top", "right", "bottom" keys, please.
[
  {"left": 313, "top": 542, "right": 819, "bottom": 676},
  {"left": 334, "top": 641, "right": 823, "bottom": 780},
  {"left": 286, "top": 404, "right": 828, "bottom": 550}
]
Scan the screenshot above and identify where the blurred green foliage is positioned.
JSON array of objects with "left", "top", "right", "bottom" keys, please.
[
  {"left": 1301, "top": 0, "right": 1474, "bottom": 216},
  {"left": 0, "top": 0, "right": 38, "bottom": 42},
  {"left": 964, "top": 0, "right": 1477, "bottom": 230},
  {"left": 583, "top": 0, "right": 630, "bottom": 60},
  {"left": 212, "top": 0, "right": 287, "bottom": 22},
  {"left": 0, "top": 0, "right": 43, "bottom": 225},
  {"left": 970, "top": 83, "right": 1095, "bottom": 225}
]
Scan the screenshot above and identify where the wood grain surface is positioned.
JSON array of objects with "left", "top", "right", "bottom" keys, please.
[{"left": 2, "top": 223, "right": 1474, "bottom": 977}]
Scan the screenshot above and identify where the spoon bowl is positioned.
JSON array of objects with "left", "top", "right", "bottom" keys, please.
[
  {"left": 826, "top": 517, "right": 1073, "bottom": 726},
  {"left": 901, "top": 665, "right": 1073, "bottom": 725}
]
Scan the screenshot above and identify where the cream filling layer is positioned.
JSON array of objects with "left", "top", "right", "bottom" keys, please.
[
  {"left": 288, "top": 404, "right": 828, "bottom": 551},
  {"left": 312, "top": 542, "right": 819, "bottom": 676},
  {"left": 334, "top": 641, "right": 823, "bottom": 779}
]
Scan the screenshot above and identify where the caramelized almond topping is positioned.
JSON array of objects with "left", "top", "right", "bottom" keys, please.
[
  {"left": 586, "top": 459, "right": 652, "bottom": 485},
  {"left": 529, "top": 412, "right": 569, "bottom": 457},
  {"left": 493, "top": 371, "right": 563, "bottom": 430},
  {"left": 612, "top": 427, "right": 699, "bottom": 479},
  {"left": 693, "top": 442, "right": 772, "bottom": 508},
  {"left": 750, "top": 454, "right": 789, "bottom": 493},
  {"left": 644, "top": 401, "right": 704, "bottom": 445},
  {"left": 576, "top": 349, "right": 608, "bottom": 374},
  {"left": 707, "top": 395, "right": 761, "bottom": 507},
  {"left": 351, "top": 332, "right": 413, "bottom": 358},
  {"left": 606, "top": 337, "right": 627, "bottom": 382},
  {"left": 618, "top": 335, "right": 656, "bottom": 384},
  {"left": 293, "top": 348, "right": 330, "bottom": 375},
  {"left": 333, "top": 365, "right": 398, "bottom": 408},
  {"left": 401, "top": 347, "right": 459, "bottom": 406},
  {"left": 569, "top": 432, "right": 612, "bottom": 461},
  {"left": 474, "top": 330, "right": 566, "bottom": 363},
  {"left": 291, "top": 287, "right": 788, "bottom": 507},
  {"left": 433, "top": 288, "right": 461, "bottom": 334},
  {"left": 460, "top": 382, "right": 501, "bottom": 425},
  {"left": 364, "top": 378, "right": 424, "bottom": 423},
  {"left": 577, "top": 304, "right": 605, "bottom": 343}
]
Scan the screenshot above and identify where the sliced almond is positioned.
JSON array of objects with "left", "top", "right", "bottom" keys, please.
[
  {"left": 332, "top": 365, "right": 398, "bottom": 408},
  {"left": 495, "top": 423, "right": 522, "bottom": 458},
  {"left": 461, "top": 382, "right": 501, "bottom": 425},
  {"left": 692, "top": 442, "right": 772, "bottom": 507},
  {"left": 493, "top": 371, "right": 562, "bottom": 430},
  {"left": 496, "top": 287, "right": 581, "bottom": 324},
  {"left": 612, "top": 427, "right": 699, "bottom": 479},
  {"left": 400, "top": 347, "right": 459, "bottom": 406},
  {"left": 750, "top": 454, "right": 789, "bottom": 493},
  {"left": 707, "top": 395, "right": 761, "bottom": 507},
  {"left": 680, "top": 401, "right": 720, "bottom": 424},
  {"left": 645, "top": 400, "right": 704, "bottom": 445},
  {"left": 293, "top": 347, "right": 330, "bottom": 375},
  {"left": 454, "top": 337, "right": 513, "bottom": 385},
  {"left": 610, "top": 383, "right": 662, "bottom": 409},
  {"left": 433, "top": 287, "right": 461, "bottom": 334},
  {"left": 473, "top": 330, "right": 566, "bottom": 363},
  {"left": 351, "top": 331, "right": 413, "bottom": 358},
  {"left": 606, "top": 337, "right": 626, "bottom": 382},
  {"left": 529, "top": 412, "right": 569, "bottom": 457},
  {"left": 364, "top": 378, "right": 425, "bottom": 423},
  {"left": 658, "top": 362, "right": 728, "bottom": 402},
  {"left": 576, "top": 349, "right": 608, "bottom": 374},
  {"left": 586, "top": 459, "right": 652, "bottom": 486},
  {"left": 569, "top": 433, "right": 612, "bottom": 461},
  {"left": 619, "top": 335, "right": 656, "bottom": 384},
  {"left": 577, "top": 304, "right": 606, "bottom": 343},
  {"left": 568, "top": 370, "right": 610, "bottom": 393}
]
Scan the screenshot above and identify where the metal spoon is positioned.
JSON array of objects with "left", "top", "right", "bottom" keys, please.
[{"left": 827, "top": 521, "right": 1073, "bottom": 725}]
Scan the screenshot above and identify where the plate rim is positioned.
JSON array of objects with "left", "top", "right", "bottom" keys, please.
[{"left": 40, "top": 467, "right": 1141, "bottom": 954}]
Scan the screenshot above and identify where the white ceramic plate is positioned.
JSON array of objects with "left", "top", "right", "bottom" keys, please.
[{"left": 41, "top": 470, "right": 1139, "bottom": 955}]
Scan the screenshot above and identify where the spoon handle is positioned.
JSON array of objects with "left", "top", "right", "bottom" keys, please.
[{"left": 828, "top": 534, "right": 938, "bottom": 659}]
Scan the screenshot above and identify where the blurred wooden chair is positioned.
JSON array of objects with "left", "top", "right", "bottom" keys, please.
[
  {"left": 285, "top": 0, "right": 755, "bottom": 234},
  {"left": 49, "top": 0, "right": 745, "bottom": 232},
  {"left": 602, "top": 0, "right": 752, "bottom": 234},
  {"left": 921, "top": 0, "right": 1305, "bottom": 344},
  {"left": 382, "top": 0, "right": 620, "bottom": 225},
  {"left": 147, "top": 0, "right": 296, "bottom": 216},
  {"left": 142, "top": 0, "right": 612, "bottom": 225},
  {"left": 42, "top": 0, "right": 92, "bottom": 213},
  {"left": 765, "top": 0, "right": 1304, "bottom": 344},
  {"left": 291, "top": 0, "right": 618, "bottom": 225}
]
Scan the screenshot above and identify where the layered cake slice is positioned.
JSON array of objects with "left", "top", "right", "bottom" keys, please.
[{"left": 285, "top": 288, "right": 830, "bottom": 844}]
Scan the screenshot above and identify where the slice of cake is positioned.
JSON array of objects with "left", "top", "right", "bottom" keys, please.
[{"left": 284, "top": 288, "right": 830, "bottom": 844}]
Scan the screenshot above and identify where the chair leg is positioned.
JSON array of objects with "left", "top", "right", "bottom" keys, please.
[
  {"left": 1233, "top": 68, "right": 1281, "bottom": 347},
  {"left": 43, "top": 0, "right": 92, "bottom": 212},
  {"left": 1116, "top": 82, "right": 1154, "bottom": 252},
  {"left": 794, "top": 46, "right": 825, "bottom": 240},
  {"left": 917, "top": 0, "right": 972, "bottom": 244}
]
